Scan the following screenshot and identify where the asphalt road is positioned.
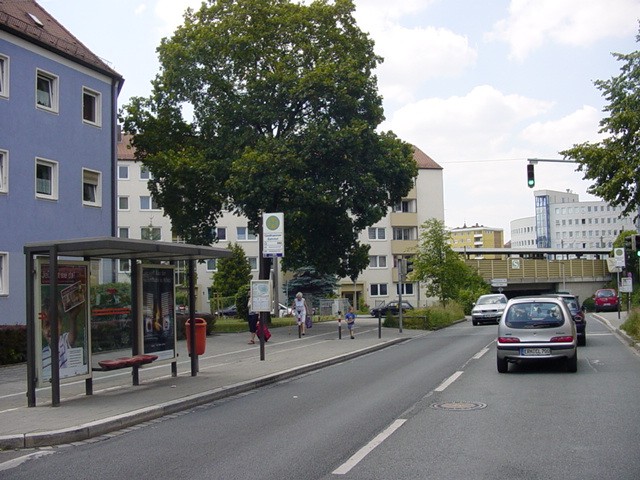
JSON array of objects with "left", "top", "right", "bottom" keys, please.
[{"left": 2, "top": 314, "right": 639, "bottom": 480}]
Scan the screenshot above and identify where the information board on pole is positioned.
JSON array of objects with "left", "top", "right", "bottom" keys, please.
[
  {"left": 251, "top": 280, "right": 272, "bottom": 312},
  {"left": 263, "top": 212, "right": 284, "bottom": 258}
]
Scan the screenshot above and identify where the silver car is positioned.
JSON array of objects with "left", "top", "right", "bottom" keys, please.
[
  {"left": 496, "top": 297, "right": 577, "bottom": 373},
  {"left": 471, "top": 293, "right": 507, "bottom": 325}
]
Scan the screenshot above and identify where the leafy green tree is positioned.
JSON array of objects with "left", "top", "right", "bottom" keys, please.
[
  {"left": 410, "top": 219, "right": 488, "bottom": 306},
  {"left": 121, "top": 0, "right": 417, "bottom": 278},
  {"left": 212, "top": 243, "right": 252, "bottom": 299},
  {"left": 560, "top": 28, "right": 640, "bottom": 221}
]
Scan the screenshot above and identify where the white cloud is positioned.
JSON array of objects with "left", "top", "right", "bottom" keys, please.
[
  {"left": 385, "top": 85, "right": 553, "bottom": 161},
  {"left": 134, "top": 4, "right": 147, "bottom": 15},
  {"left": 154, "top": 0, "right": 202, "bottom": 35},
  {"left": 488, "top": 0, "right": 640, "bottom": 60},
  {"left": 375, "top": 26, "right": 477, "bottom": 104},
  {"left": 520, "top": 105, "right": 603, "bottom": 150}
]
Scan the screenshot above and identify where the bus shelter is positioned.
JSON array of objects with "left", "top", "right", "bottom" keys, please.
[{"left": 24, "top": 237, "right": 231, "bottom": 407}]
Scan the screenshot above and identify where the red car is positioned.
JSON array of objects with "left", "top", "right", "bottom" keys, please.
[{"left": 593, "top": 289, "right": 619, "bottom": 312}]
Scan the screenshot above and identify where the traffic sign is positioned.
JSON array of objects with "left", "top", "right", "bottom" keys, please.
[
  {"left": 614, "top": 247, "right": 625, "bottom": 268},
  {"left": 262, "top": 212, "right": 284, "bottom": 258}
]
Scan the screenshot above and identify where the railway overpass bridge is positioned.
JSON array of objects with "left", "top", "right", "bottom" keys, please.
[{"left": 455, "top": 247, "right": 616, "bottom": 300}]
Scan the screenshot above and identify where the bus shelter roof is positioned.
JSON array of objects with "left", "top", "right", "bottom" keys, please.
[{"left": 24, "top": 236, "right": 232, "bottom": 261}]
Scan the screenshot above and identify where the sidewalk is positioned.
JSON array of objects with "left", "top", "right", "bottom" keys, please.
[{"left": 0, "top": 317, "right": 411, "bottom": 450}]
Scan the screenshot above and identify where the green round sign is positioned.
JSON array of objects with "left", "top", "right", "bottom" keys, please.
[{"left": 265, "top": 215, "right": 280, "bottom": 231}]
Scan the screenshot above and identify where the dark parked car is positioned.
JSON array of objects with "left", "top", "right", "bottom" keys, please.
[
  {"left": 369, "top": 300, "right": 414, "bottom": 317},
  {"left": 216, "top": 304, "right": 238, "bottom": 317},
  {"left": 593, "top": 289, "right": 619, "bottom": 312},
  {"left": 546, "top": 293, "right": 586, "bottom": 346}
]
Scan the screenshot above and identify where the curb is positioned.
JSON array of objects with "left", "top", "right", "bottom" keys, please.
[{"left": 0, "top": 337, "right": 406, "bottom": 450}]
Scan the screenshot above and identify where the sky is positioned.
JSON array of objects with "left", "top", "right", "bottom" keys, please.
[{"left": 40, "top": 0, "right": 640, "bottom": 241}]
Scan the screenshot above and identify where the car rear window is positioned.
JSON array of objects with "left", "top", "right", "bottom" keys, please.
[
  {"left": 505, "top": 302, "right": 565, "bottom": 329},
  {"left": 597, "top": 290, "right": 615, "bottom": 298},
  {"left": 478, "top": 295, "right": 506, "bottom": 305}
]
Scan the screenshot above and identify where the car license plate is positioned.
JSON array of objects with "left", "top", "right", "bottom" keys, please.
[{"left": 521, "top": 347, "right": 550, "bottom": 356}]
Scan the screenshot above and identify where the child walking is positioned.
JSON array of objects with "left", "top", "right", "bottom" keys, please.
[{"left": 345, "top": 306, "right": 356, "bottom": 339}]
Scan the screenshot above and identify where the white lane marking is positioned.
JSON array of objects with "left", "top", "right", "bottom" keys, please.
[
  {"left": 472, "top": 347, "right": 489, "bottom": 359},
  {"left": 333, "top": 419, "right": 407, "bottom": 475},
  {"left": 0, "top": 450, "right": 56, "bottom": 472},
  {"left": 434, "top": 371, "right": 463, "bottom": 392}
]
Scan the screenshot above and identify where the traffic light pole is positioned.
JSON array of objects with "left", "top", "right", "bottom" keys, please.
[{"left": 526, "top": 158, "right": 577, "bottom": 189}]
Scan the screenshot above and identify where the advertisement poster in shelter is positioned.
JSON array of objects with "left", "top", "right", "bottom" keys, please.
[
  {"left": 36, "top": 261, "right": 91, "bottom": 387},
  {"left": 139, "top": 265, "right": 176, "bottom": 361}
]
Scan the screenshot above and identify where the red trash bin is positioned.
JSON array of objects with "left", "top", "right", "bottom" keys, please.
[{"left": 185, "top": 317, "right": 207, "bottom": 355}]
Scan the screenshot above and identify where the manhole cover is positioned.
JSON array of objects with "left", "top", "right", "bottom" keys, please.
[{"left": 430, "top": 401, "right": 487, "bottom": 411}]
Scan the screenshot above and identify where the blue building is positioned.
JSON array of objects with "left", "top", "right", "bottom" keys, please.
[{"left": 0, "top": 1, "right": 123, "bottom": 325}]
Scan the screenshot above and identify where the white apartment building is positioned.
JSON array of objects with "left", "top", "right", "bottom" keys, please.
[
  {"left": 511, "top": 189, "right": 638, "bottom": 250},
  {"left": 117, "top": 136, "right": 445, "bottom": 312}
]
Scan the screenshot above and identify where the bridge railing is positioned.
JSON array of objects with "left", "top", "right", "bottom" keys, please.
[{"left": 464, "top": 258, "right": 610, "bottom": 283}]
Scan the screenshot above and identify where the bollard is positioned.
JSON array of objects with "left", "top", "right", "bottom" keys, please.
[
  {"left": 298, "top": 322, "right": 302, "bottom": 339},
  {"left": 378, "top": 310, "right": 382, "bottom": 338},
  {"left": 337, "top": 311, "right": 342, "bottom": 339}
]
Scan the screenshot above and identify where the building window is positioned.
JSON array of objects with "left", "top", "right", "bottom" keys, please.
[
  {"left": 0, "top": 54, "right": 9, "bottom": 99},
  {"left": 82, "top": 87, "right": 101, "bottom": 126},
  {"left": 141, "top": 226, "right": 161, "bottom": 241},
  {"left": 392, "top": 227, "right": 415, "bottom": 241},
  {"left": 370, "top": 283, "right": 387, "bottom": 296},
  {"left": 396, "top": 283, "right": 414, "bottom": 295},
  {"left": 237, "top": 226, "right": 257, "bottom": 241},
  {"left": 0, "top": 150, "right": 7, "bottom": 194},
  {"left": 35, "top": 158, "right": 58, "bottom": 199},
  {"left": 206, "top": 259, "right": 217, "bottom": 272},
  {"left": 118, "top": 259, "right": 130, "bottom": 273},
  {"left": 368, "top": 227, "right": 386, "bottom": 240},
  {"left": 0, "top": 252, "right": 7, "bottom": 295},
  {"left": 140, "top": 195, "right": 160, "bottom": 210},
  {"left": 118, "top": 196, "right": 129, "bottom": 210},
  {"left": 118, "top": 165, "right": 129, "bottom": 179},
  {"left": 215, "top": 227, "right": 227, "bottom": 241},
  {"left": 36, "top": 69, "right": 58, "bottom": 112},
  {"left": 118, "top": 227, "right": 129, "bottom": 238},
  {"left": 140, "top": 166, "right": 152, "bottom": 180},
  {"left": 392, "top": 200, "right": 415, "bottom": 213},
  {"left": 82, "top": 169, "right": 101, "bottom": 206},
  {"left": 368, "top": 255, "right": 387, "bottom": 268},
  {"left": 248, "top": 257, "right": 258, "bottom": 270}
]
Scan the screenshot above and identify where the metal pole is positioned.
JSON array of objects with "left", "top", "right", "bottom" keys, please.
[
  {"left": 398, "top": 258, "right": 404, "bottom": 333},
  {"left": 188, "top": 259, "right": 198, "bottom": 375},
  {"left": 26, "top": 250, "right": 36, "bottom": 407},
  {"left": 49, "top": 247, "right": 60, "bottom": 407}
]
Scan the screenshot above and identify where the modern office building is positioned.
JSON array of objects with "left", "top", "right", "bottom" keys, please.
[
  {"left": 511, "top": 189, "right": 638, "bottom": 251},
  {"left": 0, "top": 1, "right": 123, "bottom": 325}
]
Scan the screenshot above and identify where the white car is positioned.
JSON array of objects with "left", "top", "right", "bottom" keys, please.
[
  {"left": 471, "top": 294, "right": 507, "bottom": 325},
  {"left": 278, "top": 303, "right": 292, "bottom": 317}
]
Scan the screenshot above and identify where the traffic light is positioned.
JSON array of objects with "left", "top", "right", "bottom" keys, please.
[
  {"left": 625, "top": 234, "right": 633, "bottom": 251},
  {"left": 633, "top": 234, "right": 640, "bottom": 255},
  {"left": 406, "top": 258, "right": 414, "bottom": 273},
  {"left": 527, "top": 164, "right": 535, "bottom": 188}
]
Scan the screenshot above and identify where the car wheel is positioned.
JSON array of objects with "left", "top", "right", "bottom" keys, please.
[
  {"left": 497, "top": 356, "right": 508, "bottom": 373},
  {"left": 566, "top": 352, "right": 578, "bottom": 373},
  {"left": 578, "top": 335, "right": 586, "bottom": 347}
]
